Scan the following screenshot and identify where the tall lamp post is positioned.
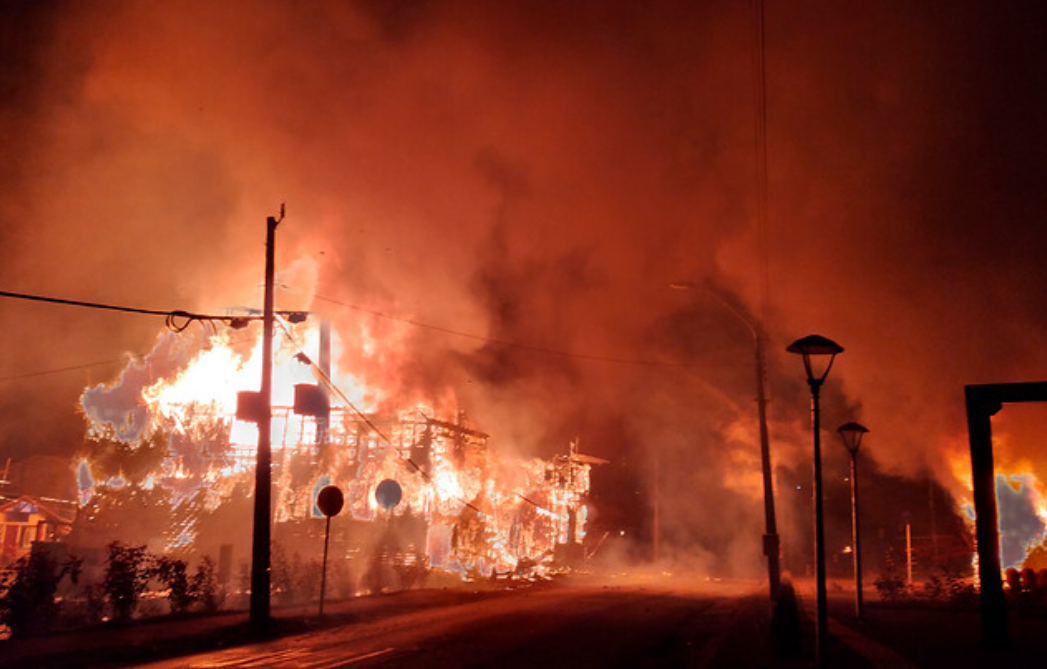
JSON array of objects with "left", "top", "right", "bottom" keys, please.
[
  {"left": 837, "top": 421, "right": 869, "bottom": 619},
  {"left": 671, "top": 280, "right": 780, "bottom": 601},
  {"left": 787, "top": 334, "right": 843, "bottom": 664}
]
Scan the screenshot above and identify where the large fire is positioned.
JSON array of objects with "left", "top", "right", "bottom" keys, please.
[
  {"left": 947, "top": 441, "right": 1047, "bottom": 573},
  {"left": 77, "top": 310, "right": 601, "bottom": 580}
]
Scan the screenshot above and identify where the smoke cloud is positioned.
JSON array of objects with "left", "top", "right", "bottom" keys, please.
[{"left": 2, "top": 0, "right": 1046, "bottom": 575}]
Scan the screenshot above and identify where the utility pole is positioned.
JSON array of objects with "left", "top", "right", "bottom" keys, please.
[
  {"left": 704, "top": 281, "right": 780, "bottom": 601},
  {"left": 250, "top": 206, "right": 283, "bottom": 631},
  {"left": 754, "top": 324, "right": 780, "bottom": 600},
  {"left": 751, "top": 0, "right": 780, "bottom": 603},
  {"left": 653, "top": 450, "right": 660, "bottom": 563}
]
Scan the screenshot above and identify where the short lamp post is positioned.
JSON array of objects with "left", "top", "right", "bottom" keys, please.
[
  {"left": 787, "top": 334, "right": 843, "bottom": 664},
  {"left": 837, "top": 421, "right": 869, "bottom": 620}
]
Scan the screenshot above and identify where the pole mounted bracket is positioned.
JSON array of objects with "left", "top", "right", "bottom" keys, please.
[{"left": 268, "top": 203, "right": 286, "bottom": 229}]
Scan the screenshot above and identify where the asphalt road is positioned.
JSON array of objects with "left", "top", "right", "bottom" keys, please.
[
  {"left": 130, "top": 577, "right": 786, "bottom": 669},
  {"left": 9, "top": 575, "right": 1046, "bottom": 668}
]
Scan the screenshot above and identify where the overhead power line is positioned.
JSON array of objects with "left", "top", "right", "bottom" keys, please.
[
  {"left": 0, "top": 329, "right": 262, "bottom": 384},
  {"left": 311, "top": 293, "right": 697, "bottom": 369},
  {"left": 0, "top": 359, "right": 127, "bottom": 383},
  {"left": 0, "top": 289, "right": 307, "bottom": 332},
  {"left": 0, "top": 287, "right": 734, "bottom": 382}
]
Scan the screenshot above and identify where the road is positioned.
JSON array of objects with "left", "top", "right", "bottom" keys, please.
[{"left": 132, "top": 577, "right": 784, "bottom": 669}]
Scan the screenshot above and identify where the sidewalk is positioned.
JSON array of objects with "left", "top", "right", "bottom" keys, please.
[{"left": 791, "top": 578, "right": 1047, "bottom": 668}]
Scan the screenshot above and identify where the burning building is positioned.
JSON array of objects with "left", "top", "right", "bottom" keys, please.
[
  {"left": 0, "top": 496, "right": 74, "bottom": 568},
  {"left": 73, "top": 313, "right": 601, "bottom": 584}
]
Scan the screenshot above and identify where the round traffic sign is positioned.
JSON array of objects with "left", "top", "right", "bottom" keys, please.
[
  {"left": 375, "top": 479, "right": 403, "bottom": 510},
  {"left": 316, "top": 485, "right": 344, "bottom": 517}
]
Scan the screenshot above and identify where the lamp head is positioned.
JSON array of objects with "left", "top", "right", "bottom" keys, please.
[
  {"left": 837, "top": 421, "right": 869, "bottom": 455},
  {"left": 787, "top": 334, "right": 843, "bottom": 384}
]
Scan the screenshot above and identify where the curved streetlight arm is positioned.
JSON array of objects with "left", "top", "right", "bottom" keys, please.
[
  {"left": 671, "top": 279, "right": 779, "bottom": 600},
  {"left": 704, "top": 279, "right": 760, "bottom": 344}
]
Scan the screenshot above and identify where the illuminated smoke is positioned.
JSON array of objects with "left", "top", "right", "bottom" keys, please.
[{"left": 2, "top": 1, "right": 1046, "bottom": 576}]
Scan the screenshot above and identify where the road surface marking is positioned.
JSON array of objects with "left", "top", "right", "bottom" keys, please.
[
  {"left": 192, "top": 648, "right": 305, "bottom": 668},
  {"left": 302, "top": 646, "right": 396, "bottom": 668}
]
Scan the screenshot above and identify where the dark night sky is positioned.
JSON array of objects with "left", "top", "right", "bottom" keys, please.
[{"left": 2, "top": 0, "right": 1046, "bottom": 572}]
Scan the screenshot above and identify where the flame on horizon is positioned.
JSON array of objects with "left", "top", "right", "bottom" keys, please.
[{"left": 946, "top": 443, "right": 1047, "bottom": 572}]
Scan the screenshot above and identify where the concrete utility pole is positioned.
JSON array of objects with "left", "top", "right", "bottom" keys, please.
[
  {"left": 753, "top": 324, "right": 780, "bottom": 600},
  {"left": 671, "top": 278, "right": 780, "bottom": 600},
  {"left": 750, "top": 0, "right": 780, "bottom": 603},
  {"left": 706, "top": 283, "right": 780, "bottom": 600},
  {"left": 250, "top": 207, "right": 283, "bottom": 630},
  {"left": 653, "top": 451, "right": 660, "bottom": 563}
]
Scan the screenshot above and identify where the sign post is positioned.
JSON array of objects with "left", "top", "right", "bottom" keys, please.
[{"left": 316, "top": 485, "right": 344, "bottom": 616}]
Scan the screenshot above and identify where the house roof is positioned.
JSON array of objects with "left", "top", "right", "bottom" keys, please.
[{"left": 0, "top": 495, "right": 75, "bottom": 524}]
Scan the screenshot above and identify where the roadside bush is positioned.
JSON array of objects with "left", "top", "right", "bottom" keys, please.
[
  {"left": 0, "top": 548, "right": 81, "bottom": 638},
  {"left": 4, "top": 544, "right": 233, "bottom": 634},
  {"left": 268, "top": 546, "right": 322, "bottom": 605},
  {"left": 103, "top": 542, "right": 150, "bottom": 622},
  {"left": 153, "top": 556, "right": 193, "bottom": 615},
  {"left": 874, "top": 572, "right": 909, "bottom": 602},
  {"left": 80, "top": 582, "right": 107, "bottom": 628},
  {"left": 874, "top": 550, "right": 911, "bottom": 603},
  {"left": 922, "top": 573, "right": 946, "bottom": 601},
  {"left": 1, "top": 554, "right": 57, "bottom": 638},
  {"left": 943, "top": 570, "right": 977, "bottom": 606},
  {"left": 232, "top": 561, "right": 251, "bottom": 609},
  {"left": 191, "top": 555, "right": 222, "bottom": 613}
]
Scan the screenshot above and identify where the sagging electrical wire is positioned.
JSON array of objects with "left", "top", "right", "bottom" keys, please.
[
  {"left": 309, "top": 293, "right": 699, "bottom": 369},
  {"left": 0, "top": 289, "right": 307, "bottom": 334},
  {"left": 0, "top": 317, "right": 263, "bottom": 384}
]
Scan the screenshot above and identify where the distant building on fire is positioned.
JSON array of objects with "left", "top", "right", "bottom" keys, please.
[{"left": 0, "top": 496, "right": 74, "bottom": 567}]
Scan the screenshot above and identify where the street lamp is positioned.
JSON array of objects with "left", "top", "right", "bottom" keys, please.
[
  {"left": 837, "top": 421, "right": 869, "bottom": 619},
  {"left": 787, "top": 334, "right": 843, "bottom": 664},
  {"left": 670, "top": 280, "right": 780, "bottom": 602}
]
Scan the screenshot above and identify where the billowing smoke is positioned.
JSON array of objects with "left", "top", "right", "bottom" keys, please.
[{"left": 2, "top": 0, "right": 1046, "bottom": 577}]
